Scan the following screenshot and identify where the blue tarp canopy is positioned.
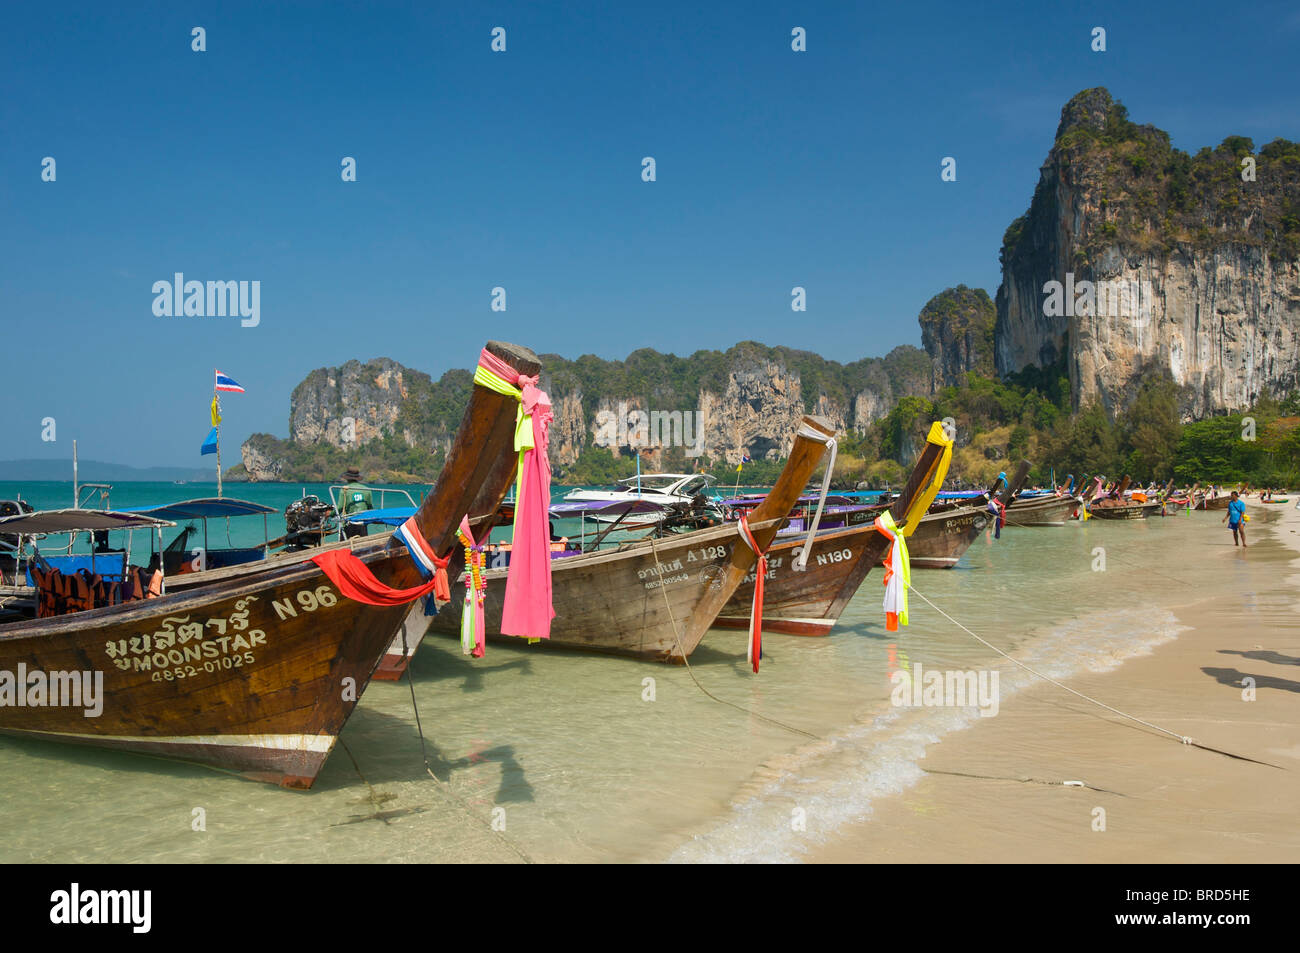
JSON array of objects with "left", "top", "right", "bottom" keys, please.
[
  {"left": 27, "top": 552, "right": 129, "bottom": 586},
  {"left": 124, "top": 498, "right": 277, "bottom": 521},
  {"left": 344, "top": 506, "right": 417, "bottom": 527}
]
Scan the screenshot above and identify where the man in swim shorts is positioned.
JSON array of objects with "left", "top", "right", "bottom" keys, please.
[{"left": 1222, "top": 491, "right": 1247, "bottom": 547}]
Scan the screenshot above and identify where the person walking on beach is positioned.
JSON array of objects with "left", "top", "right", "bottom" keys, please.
[{"left": 1223, "top": 491, "right": 1247, "bottom": 547}]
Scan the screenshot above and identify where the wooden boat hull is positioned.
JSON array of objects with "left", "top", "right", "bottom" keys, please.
[
  {"left": 0, "top": 548, "right": 408, "bottom": 787},
  {"left": 428, "top": 520, "right": 757, "bottom": 660},
  {"left": 1088, "top": 501, "right": 1163, "bottom": 520},
  {"left": 713, "top": 523, "right": 879, "bottom": 636},
  {"left": 375, "top": 600, "right": 433, "bottom": 679},
  {"left": 1199, "top": 496, "right": 1232, "bottom": 511},
  {"left": 906, "top": 506, "right": 991, "bottom": 569},
  {"left": 1005, "top": 495, "right": 1080, "bottom": 527},
  {"left": 431, "top": 415, "right": 841, "bottom": 662},
  {"left": 161, "top": 534, "right": 431, "bottom": 684},
  {"left": 0, "top": 339, "right": 542, "bottom": 786}
]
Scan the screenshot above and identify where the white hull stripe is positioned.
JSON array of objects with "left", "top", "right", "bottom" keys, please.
[
  {"left": 716, "top": 615, "right": 834, "bottom": 628},
  {"left": 10, "top": 729, "right": 335, "bottom": 752}
]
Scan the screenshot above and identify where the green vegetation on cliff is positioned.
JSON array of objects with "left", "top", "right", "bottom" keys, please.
[
  {"left": 1002, "top": 87, "right": 1300, "bottom": 266},
  {"left": 229, "top": 431, "right": 443, "bottom": 484},
  {"left": 918, "top": 285, "right": 997, "bottom": 386},
  {"left": 542, "top": 341, "right": 930, "bottom": 419}
]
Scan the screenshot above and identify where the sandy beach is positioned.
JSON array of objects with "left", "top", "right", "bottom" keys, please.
[{"left": 809, "top": 498, "right": 1300, "bottom": 863}]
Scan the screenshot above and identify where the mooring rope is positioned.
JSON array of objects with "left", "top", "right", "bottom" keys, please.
[
  {"left": 906, "top": 583, "right": 1285, "bottom": 769},
  {"left": 399, "top": 622, "right": 536, "bottom": 863},
  {"left": 920, "top": 767, "right": 1129, "bottom": 796},
  {"left": 648, "top": 536, "right": 818, "bottom": 740}
]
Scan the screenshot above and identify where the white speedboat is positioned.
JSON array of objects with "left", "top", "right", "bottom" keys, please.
[{"left": 564, "top": 473, "right": 722, "bottom": 521}]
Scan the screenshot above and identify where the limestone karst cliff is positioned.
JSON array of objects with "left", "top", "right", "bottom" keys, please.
[
  {"left": 995, "top": 87, "right": 1300, "bottom": 418},
  {"left": 237, "top": 343, "right": 934, "bottom": 481},
  {"left": 919, "top": 285, "right": 997, "bottom": 390}
]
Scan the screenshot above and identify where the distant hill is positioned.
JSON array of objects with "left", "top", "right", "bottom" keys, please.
[{"left": 0, "top": 459, "right": 214, "bottom": 482}]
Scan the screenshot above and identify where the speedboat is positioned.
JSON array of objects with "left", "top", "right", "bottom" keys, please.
[{"left": 563, "top": 472, "right": 723, "bottom": 521}]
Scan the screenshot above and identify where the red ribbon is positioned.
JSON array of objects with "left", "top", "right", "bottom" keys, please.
[
  {"left": 311, "top": 548, "right": 444, "bottom": 606},
  {"left": 430, "top": 551, "right": 452, "bottom": 603}
]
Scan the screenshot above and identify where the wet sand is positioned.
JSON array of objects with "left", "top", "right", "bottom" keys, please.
[{"left": 809, "top": 499, "right": 1300, "bottom": 863}]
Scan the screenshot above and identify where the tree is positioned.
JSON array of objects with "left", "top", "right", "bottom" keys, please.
[{"left": 1119, "top": 371, "right": 1182, "bottom": 480}]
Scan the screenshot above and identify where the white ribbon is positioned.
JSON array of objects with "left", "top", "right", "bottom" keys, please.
[{"left": 792, "top": 437, "right": 837, "bottom": 572}]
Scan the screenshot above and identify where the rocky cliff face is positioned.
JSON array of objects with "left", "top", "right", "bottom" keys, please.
[
  {"left": 538, "top": 342, "right": 933, "bottom": 468},
  {"left": 241, "top": 342, "right": 936, "bottom": 480},
  {"left": 996, "top": 87, "right": 1300, "bottom": 418},
  {"left": 919, "top": 285, "right": 997, "bottom": 390},
  {"left": 238, "top": 437, "right": 284, "bottom": 482},
  {"left": 290, "top": 358, "right": 420, "bottom": 447}
]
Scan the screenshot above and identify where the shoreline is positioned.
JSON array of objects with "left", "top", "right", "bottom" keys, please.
[{"left": 804, "top": 498, "right": 1300, "bottom": 863}]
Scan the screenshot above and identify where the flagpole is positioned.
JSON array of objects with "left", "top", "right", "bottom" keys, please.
[{"left": 214, "top": 369, "right": 222, "bottom": 498}]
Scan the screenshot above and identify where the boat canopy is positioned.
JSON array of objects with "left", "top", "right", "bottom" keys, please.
[
  {"left": 343, "top": 506, "right": 417, "bottom": 527},
  {"left": 0, "top": 508, "right": 176, "bottom": 534},
  {"left": 549, "top": 499, "right": 669, "bottom": 517},
  {"left": 614, "top": 473, "right": 715, "bottom": 490},
  {"left": 124, "top": 498, "right": 277, "bottom": 521}
]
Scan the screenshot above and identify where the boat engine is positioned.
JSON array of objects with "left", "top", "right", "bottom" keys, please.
[{"left": 284, "top": 496, "right": 338, "bottom": 548}]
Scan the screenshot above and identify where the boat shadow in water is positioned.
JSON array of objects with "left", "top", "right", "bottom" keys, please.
[
  {"left": 416, "top": 629, "right": 761, "bottom": 668},
  {"left": 405, "top": 649, "right": 537, "bottom": 693},
  {"left": 1200, "top": 666, "right": 1300, "bottom": 695},
  {"left": 318, "top": 705, "right": 537, "bottom": 802}
]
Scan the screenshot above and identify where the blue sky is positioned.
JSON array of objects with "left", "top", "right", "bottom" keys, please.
[{"left": 2, "top": 0, "right": 1298, "bottom": 466}]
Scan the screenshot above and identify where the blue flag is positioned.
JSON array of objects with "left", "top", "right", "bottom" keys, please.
[{"left": 201, "top": 426, "right": 219, "bottom": 456}]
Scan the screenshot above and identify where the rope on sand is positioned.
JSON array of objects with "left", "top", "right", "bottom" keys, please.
[
  {"left": 906, "top": 584, "right": 1285, "bottom": 770},
  {"left": 920, "top": 767, "right": 1129, "bottom": 797}
]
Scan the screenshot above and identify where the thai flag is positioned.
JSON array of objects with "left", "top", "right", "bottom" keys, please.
[
  {"left": 741, "top": 454, "right": 752, "bottom": 463},
  {"left": 215, "top": 370, "right": 244, "bottom": 393}
]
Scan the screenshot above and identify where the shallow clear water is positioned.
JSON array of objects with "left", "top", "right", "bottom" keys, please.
[{"left": 0, "top": 486, "right": 1239, "bottom": 862}]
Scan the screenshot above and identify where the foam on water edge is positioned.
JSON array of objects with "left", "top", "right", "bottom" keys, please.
[{"left": 668, "top": 605, "right": 1188, "bottom": 863}]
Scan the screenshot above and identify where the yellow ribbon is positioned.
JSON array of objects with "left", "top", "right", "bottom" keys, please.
[
  {"left": 878, "top": 510, "right": 911, "bottom": 627},
  {"left": 900, "top": 421, "right": 953, "bottom": 538},
  {"left": 472, "top": 363, "right": 534, "bottom": 539}
]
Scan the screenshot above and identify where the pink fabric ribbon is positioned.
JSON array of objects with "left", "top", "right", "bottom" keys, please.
[
  {"left": 478, "top": 349, "right": 556, "bottom": 640},
  {"left": 501, "top": 376, "right": 555, "bottom": 639}
]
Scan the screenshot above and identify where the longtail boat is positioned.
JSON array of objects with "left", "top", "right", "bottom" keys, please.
[
  {"left": 1197, "top": 485, "right": 1246, "bottom": 511},
  {"left": 0, "top": 341, "right": 540, "bottom": 788},
  {"left": 1088, "top": 475, "right": 1163, "bottom": 520},
  {"left": 140, "top": 456, "right": 526, "bottom": 683},
  {"left": 428, "top": 415, "right": 839, "bottom": 661},
  {"left": 1003, "top": 478, "right": 1082, "bottom": 527},
  {"left": 907, "top": 461, "right": 1029, "bottom": 569},
  {"left": 712, "top": 425, "right": 950, "bottom": 635}
]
